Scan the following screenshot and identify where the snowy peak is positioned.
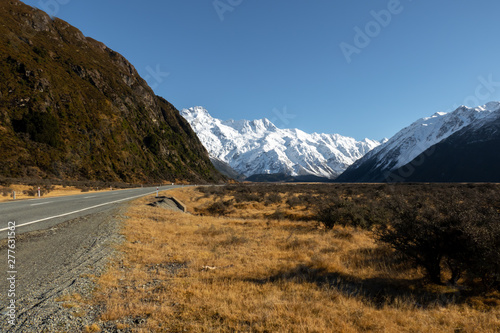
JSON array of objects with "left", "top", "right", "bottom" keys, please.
[
  {"left": 478, "top": 101, "right": 500, "bottom": 112},
  {"left": 223, "top": 117, "right": 278, "bottom": 135},
  {"left": 337, "top": 102, "right": 500, "bottom": 182},
  {"left": 374, "top": 102, "right": 499, "bottom": 170},
  {"left": 181, "top": 106, "right": 210, "bottom": 120},
  {"left": 180, "top": 106, "right": 213, "bottom": 124},
  {"left": 181, "top": 107, "right": 383, "bottom": 180}
]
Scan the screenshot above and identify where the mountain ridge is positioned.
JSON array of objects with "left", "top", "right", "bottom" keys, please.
[
  {"left": 0, "top": 0, "right": 224, "bottom": 183},
  {"left": 337, "top": 102, "right": 500, "bottom": 183},
  {"left": 181, "top": 106, "right": 384, "bottom": 180}
]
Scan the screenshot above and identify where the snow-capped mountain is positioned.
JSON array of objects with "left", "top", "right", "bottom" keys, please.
[
  {"left": 180, "top": 107, "right": 384, "bottom": 180},
  {"left": 337, "top": 102, "right": 500, "bottom": 182}
]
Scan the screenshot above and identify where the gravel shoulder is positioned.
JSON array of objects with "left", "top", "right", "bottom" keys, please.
[{"left": 0, "top": 204, "right": 128, "bottom": 332}]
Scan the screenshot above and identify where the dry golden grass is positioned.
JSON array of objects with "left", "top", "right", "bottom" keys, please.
[
  {"left": 0, "top": 184, "right": 112, "bottom": 202},
  {"left": 170, "top": 187, "right": 312, "bottom": 221},
  {"left": 84, "top": 323, "right": 102, "bottom": 333},
  {"left": 90, "top": 187, "right": 500, "bottom": 332}
]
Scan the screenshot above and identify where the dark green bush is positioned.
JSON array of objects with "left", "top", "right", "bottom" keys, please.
[
  {"left": 264, "top": 192, "right": 282, "bottom": 206},
  {"left": 204, "top": 200, "right": 234, "bottom": 216},
  {"left": 377, "top": 195, "right": 500, "bottom": 288},
  {"left": 144, "top": 133, "right": 161, "bottom": 155},
  {"left": 12, "top": 110, "right": 61, "bottom": 148},
  {"left": 233, "top": 191, "right": 263, "bottom": 203},
  {"left": 316, "top": 199, "right": 375, "bottom": 230},
  {"left": 286, "top": 195, "right": 302, "bottom": 208}
]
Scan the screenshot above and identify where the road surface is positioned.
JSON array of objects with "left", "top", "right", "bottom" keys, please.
[
  {"left": 0, "top": 184, "right": 181, "bottom": 331},
  {"left": 0, "top": 185, "right": 180, "bottom": 238}
]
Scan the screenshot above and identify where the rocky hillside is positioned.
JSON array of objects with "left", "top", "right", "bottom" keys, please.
[{"left": 0, "top": 0, "right": 223, "bottom": 183}]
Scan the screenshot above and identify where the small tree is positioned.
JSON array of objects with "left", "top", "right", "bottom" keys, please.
[
  {"left": 377, "top": 199, "right": 446, "bottom": 284},
  {"left": 378, "top": 195, "right": 500, "bottom": 288}
]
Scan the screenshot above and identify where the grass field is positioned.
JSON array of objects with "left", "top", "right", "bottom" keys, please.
[
  {"left": 80, "top": 184, "right": 500, "bottom": 332},
  {"left": 0, "top": 184, "right": 110, "bottom": 202}
]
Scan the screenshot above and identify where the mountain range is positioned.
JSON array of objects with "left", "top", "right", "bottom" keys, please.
[
  {"left": 337, "top": 102, "right": 500, "bottom": 183},
  {"left": 183, "top": 103, "right": 500, "bottom": 183},
  {"left": 0, "top": 0, "right": 223, "bottom": 183},
  {"left": 180, "top": 107, "right": 384, "bottom": 181}
]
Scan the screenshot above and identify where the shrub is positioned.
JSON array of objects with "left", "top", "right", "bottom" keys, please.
[
  {"left": 298, "top": 194, "right": 315, "bottom": 205},
  {"left": 233, "top": 191, "right": 263, "bottom": 203},
  {"left": 264, "top": 193, "right": 281, "bottom": 206},
  {"left": 0, "top": 177, "right": 12, "bottom": 187},
  {"left": 377, "top": 195, "right": 500, "bottom": 288},
  {"left": 204, "top": 200, "right": 234, "bottom": 216},
  {"left": 79, "top": 186, "right": 91, "bottom": 192},
  {"left": 143, "top": 133, "right": 161, "bottom": 155},
  {"left": 23, "top": 184, "right": 55, "bottom": 197},
  {"left": 267, "top": 208, "right": 286, "bottom": 221},
  {"left": 0, "top": 187, "right": 13, "bottom": 197},
  {"left": 23, "top": 186, "right": 38, "bottom": 196},
  {"left": 12, "top": 111, "right": 61, "bottom": 148},
  {"left": 316, "top": 199, "right": 372, "bottom": 229},
  {"left": 316, "top": 204, "right": 340, "bottom": 229},
  {"left": 286, "top": 195, "right": 302, "bottom": 208}
]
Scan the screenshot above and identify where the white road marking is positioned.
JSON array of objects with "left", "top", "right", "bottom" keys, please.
[
  {"left": 84, "top": 196, "right": 96, "bottom": 199},
  {"left": 30, "top": 202, "right": 53, "bottom": 207},
  {"left": 0, "top": 191, "right": 157, "bottom": 232}
]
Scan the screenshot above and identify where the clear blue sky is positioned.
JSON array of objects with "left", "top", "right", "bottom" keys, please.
[{"left": 21, "top": 0, "right": 500, "bottom": 141}]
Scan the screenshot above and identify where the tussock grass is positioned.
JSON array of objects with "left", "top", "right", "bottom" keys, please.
[{"left": 90, "top": 187, "right": 500, "bottom": 332}]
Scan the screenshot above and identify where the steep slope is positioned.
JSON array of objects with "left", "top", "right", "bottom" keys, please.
[
  {"left": 337, "top": 102, "right": 500, "bottom": 182},
  {"left": 0, "top": 1, "right": 223, "bottom": 183},
  {"left": 181, "top": 106, "right": 383, "bottom": 180},
  {"left": 209, "top": 157, "right": 246, "bottom": 181},
  {"left": 388, "top": 109, "right": 500, "bottom": 182}
]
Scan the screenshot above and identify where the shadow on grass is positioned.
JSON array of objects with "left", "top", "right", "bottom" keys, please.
[{"left": 245, "top": 263, "right": 470, "bottom": 309}]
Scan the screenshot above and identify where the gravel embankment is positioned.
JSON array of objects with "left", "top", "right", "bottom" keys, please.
[{"left": 0, "top": 206, "right": 127, "bottom": 332}]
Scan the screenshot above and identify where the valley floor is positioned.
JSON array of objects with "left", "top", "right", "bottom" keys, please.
[{"left": 82, "top": 185, "right": 500, "bottom": 332}]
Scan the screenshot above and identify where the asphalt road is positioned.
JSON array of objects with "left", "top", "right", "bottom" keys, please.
[{"left": 0, "top": 185, "right": 180, "bottom": 239}]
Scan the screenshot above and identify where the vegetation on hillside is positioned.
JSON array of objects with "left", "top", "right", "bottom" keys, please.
[{"left": 0, "top": 0, "right": 224, "bottom": 184}]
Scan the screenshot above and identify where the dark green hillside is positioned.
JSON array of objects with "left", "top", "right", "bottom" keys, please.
[
  {"left": 0, "top": 0, "right": 224, "bottom": 183},
  {"left": 389, "top": 113, "right": 500, "bottom": 182}
]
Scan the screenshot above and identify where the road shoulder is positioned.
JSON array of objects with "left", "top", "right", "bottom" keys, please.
[{"left": 0, "top": 204, "right": 127, "bottom": 332}]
